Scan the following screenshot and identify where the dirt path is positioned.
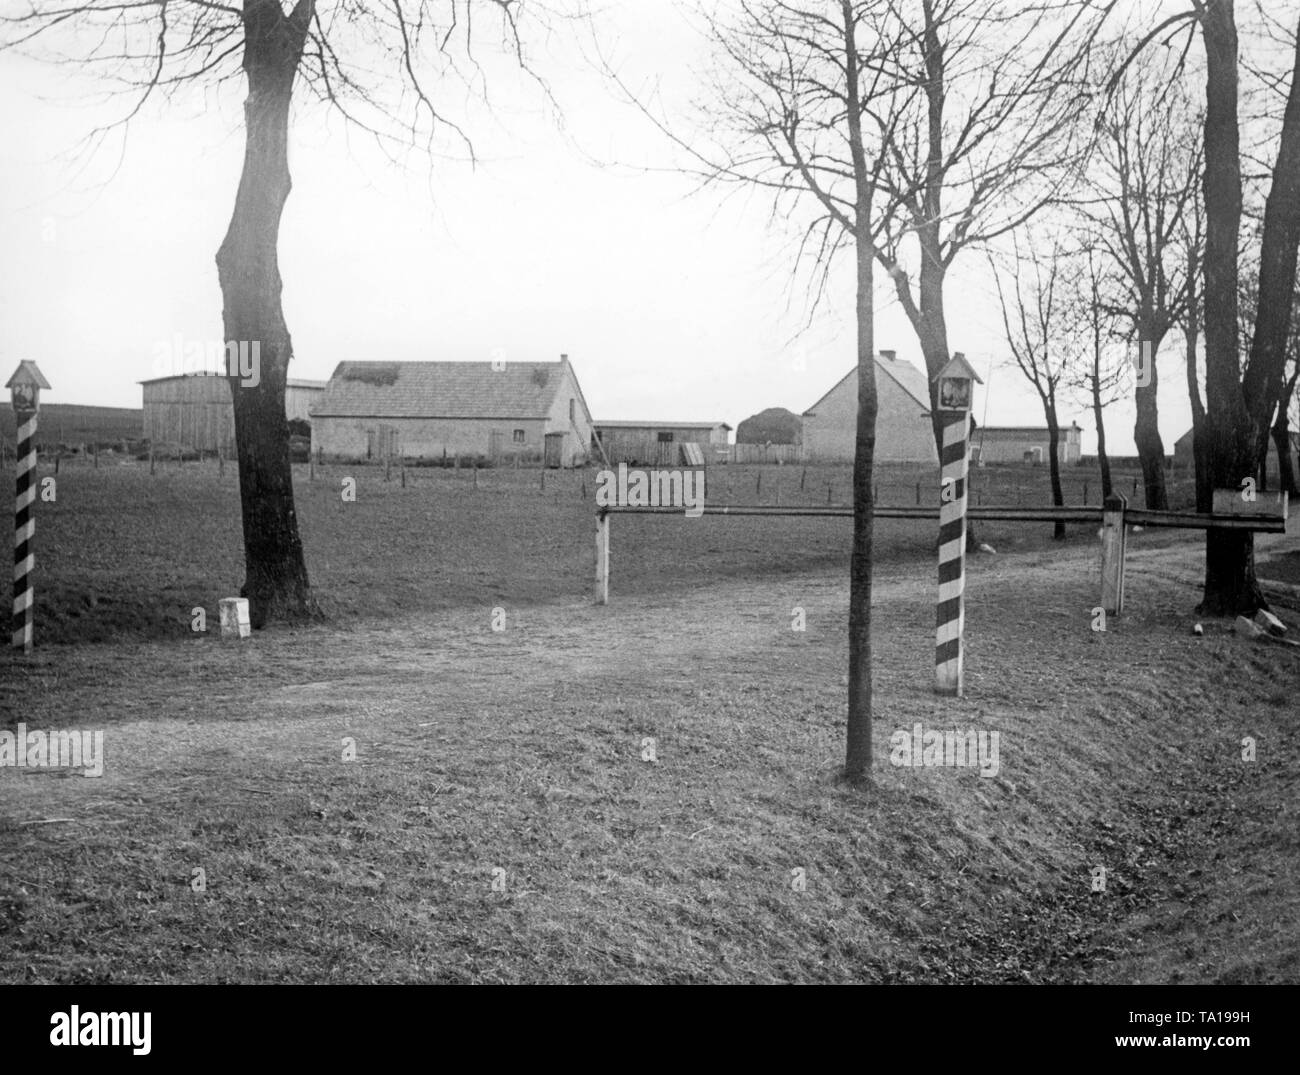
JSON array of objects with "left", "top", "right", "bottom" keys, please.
[{"left": 2, "top": 517, "right": 1296, "bottom": 982}]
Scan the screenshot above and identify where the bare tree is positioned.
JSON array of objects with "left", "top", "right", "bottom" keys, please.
[
  {"left": 2, "top": 0, "right": 556, "bottom": 627},
  {"left": 656, "top": 0, "right": 934, "bottom": 780},
  {"left": 1177, "top": 178, "right": 1213, "bottom": 512},
  {"left": 990, "top": 231, "right": 1076, "bottom": 538},
  {"left": 1086, "top": 57, "right": 1204, "bottom": 511},
  {"left": 1068, "top": 242, "right": 1128, "bottom": 500},
  {"left": 1197, "top": 0, "right": 1300, "bottom": 614},
  {"left": 870, "top": 0, "right": 1105, "bottom": 463},
  {"left": 1273, "top": 352, "right": 1300, "bottom": 495}
]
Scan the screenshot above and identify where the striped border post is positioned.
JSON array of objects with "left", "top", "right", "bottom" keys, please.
[
  {"left": 13, "top": 406, "right": 37, "bottom": 653},
  {"left": 933, "top": 353, "right": 979, "bottom": 696},
  {"left": 935, "top": 409, "right": 970, "bottom": 695}
]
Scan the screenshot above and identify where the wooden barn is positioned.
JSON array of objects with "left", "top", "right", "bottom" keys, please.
[
  {"left": 1174, "top": 425, "right": 1299, "bottom": 475},
  {"left": 310, "top": 356, "right": 594, "bottom": 467},
  {"left": 800, "top": 351, "right": 937, "bottom": 464},
  {"left": 140, "top": 374, "right": 326, "bottom": 451},
  {"left": 591, "top": 420, "right": 732, "bottom": 466},
  {"left": 972, "top": 423, "right": 1082, "bottom": 465}
]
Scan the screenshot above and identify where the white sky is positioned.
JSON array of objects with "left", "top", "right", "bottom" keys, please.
[{"left": 0, "top": 1, "right": 1223, "bottom": 455}]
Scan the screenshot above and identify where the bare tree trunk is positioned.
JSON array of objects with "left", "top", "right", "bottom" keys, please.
[
  {"left": 1274, "top": 364, "right": 1300, "bottom": 496},
  {"left": 215, "top": 0, "right": 318, "bottom": 629},
  {"left": 846, "top": 248, "right": 877, "bottom": 781},
  {"left": 1133, "top": 329, "right": 1170, "bottom": 510},
  {"left": 1185, "top": 265, "right": 1214, "bottom": 514},
  {"left": 1044, "top": 394, "right": 1065, "bottom": 539},
  {"left": 1274, "top": 417, "right": 1298, "bottom": 495},
  {"left": 1244, "top": 25, "right": 1300, "bottom": 455},
  {"left": 844, "top": 0, "right": 876, "bottom": 782},
  {"left": 1092, "top": 375, "right": 1113, "bottom": 499},
  {"left": 1200, "top": 0, "right": 1263, "bottom": 615}
]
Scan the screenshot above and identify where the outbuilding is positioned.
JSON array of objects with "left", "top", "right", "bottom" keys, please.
[{"left": 310, "top": 356, "right": 594, "bottom": 467}]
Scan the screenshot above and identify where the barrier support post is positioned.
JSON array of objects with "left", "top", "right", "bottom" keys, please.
[
  {"left": 595, "top": 510, "right": 610, "bottom": 605},
  {"left": 1101, "top": 491, "right": 1128, "bottom": 615}
]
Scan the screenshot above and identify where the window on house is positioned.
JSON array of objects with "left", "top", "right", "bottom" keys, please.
[
  {"left": 513, "top": 429, "right": 526, "bottom": 444},
  {"left": 657, "top": 432, "right": 674, "bottom": 443},
  {"left": 569, "top": 398, "right": 576, "bottom": 422}
]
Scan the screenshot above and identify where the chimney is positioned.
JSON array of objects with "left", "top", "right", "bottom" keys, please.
[
  {"left": 879, "top": 349, "right": 896, "bottom": 362},
  {"left": 560, "top": 353, "right": 569, "bottom": 364},
  {"left": 952, "top": 351, "right": 965, "bottom": 362}
]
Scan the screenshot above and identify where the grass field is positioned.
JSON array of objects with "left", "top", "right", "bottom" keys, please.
[
  {"left": 1, "top": 457, "right": 1195, "bottom": 646},
  {"left": 0, "top": 404, "right": 142, "bottom": 449},
  {"left": 0, "top": 459, "right": 1296, "bottom": 983}
]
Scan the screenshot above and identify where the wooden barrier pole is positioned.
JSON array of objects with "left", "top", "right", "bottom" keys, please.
[
  {"left": 1100, "top": 491, "right": 1128, "bottom": 615},
  {"left": 595, "top": 510, "right": 610, "bottom": 604}
]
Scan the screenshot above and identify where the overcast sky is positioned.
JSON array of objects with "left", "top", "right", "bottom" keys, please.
[{"left": 0, "top": 1, "right": 1216, "bottom": 454}]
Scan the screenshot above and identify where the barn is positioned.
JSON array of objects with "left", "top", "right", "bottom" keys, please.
[
  {"left": 592, "top": 420, "right": 732, "bottom": 466},
  {"left": 972, "top": 424, "right": 1082, "bottom": 465},
  {"left": 140, "top": 374, "right": 326, "bottom": 451},
  {"left": 310, "top": 356, "right": 595, "bottom": 467},
  {"left": 1175, "top": 425, "right": 1299, "bottom": 475},
  {"left": 800, "top": 350, "right": 937, "bottom": 464}
]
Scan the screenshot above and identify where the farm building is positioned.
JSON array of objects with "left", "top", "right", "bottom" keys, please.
[
  {"left": 140, "top": 374, "right": 326, "bottom": 451},
  {"left": 800, "top": 351, "right": 937, "bottom": 464},
  {"left": 972, "top": 423, "right": 1082, "bottom": 465},
  {"left": 1174, "top": 425, "right": 1300, "bottom": 474},
  {"left": 591, "top": 420, "right": 733, "bottom": 466},
  {"left": 310, "top": 356, "right": 594, "bottom": 467}
]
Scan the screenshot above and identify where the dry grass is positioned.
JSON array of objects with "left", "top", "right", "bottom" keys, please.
[{"left": 0, "top": 466, "right": 1296, "bottom": 982}]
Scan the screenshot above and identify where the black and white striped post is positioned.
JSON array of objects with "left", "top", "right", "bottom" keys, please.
[
  {"left": 7, "top": 361, "right": 51, "bottom": 654},
  {"left": 933, "top": 354, "right": 982, "bottom": 697}
]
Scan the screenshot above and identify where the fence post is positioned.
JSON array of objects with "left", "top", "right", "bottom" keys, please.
[
  {"left": 595, "top": 510, "right": 610, "bottom": 605},
  {"left": 1100, "top": 491, "right": 1128, "bottom": 615}
]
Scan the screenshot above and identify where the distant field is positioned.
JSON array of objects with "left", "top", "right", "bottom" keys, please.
[
  {"left": 0, "top": 403, "right": 142, "bottom": 448},
  {"left": 1, "top": 453, "right": 1297, "bottom": 985},
  {"left": 0, "top": 471, "right": 1296, "bottom": 983},
  {"left": 0, "top": 457, "right": 1203, "bottom": 647}
]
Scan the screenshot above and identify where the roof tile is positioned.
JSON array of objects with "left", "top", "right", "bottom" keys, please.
[{"left": 312, "top": 361, "right": 565, "bottom": 418}]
